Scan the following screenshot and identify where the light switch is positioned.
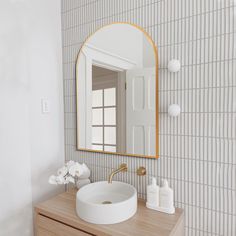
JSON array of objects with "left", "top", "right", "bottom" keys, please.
[{"left": 41, "top": 99, "right": 50, "bottom": 114}]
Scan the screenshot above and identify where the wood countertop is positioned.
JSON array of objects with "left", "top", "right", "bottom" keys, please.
[{"left": 35, "top": 191, "right": 184, "bottom": 236}]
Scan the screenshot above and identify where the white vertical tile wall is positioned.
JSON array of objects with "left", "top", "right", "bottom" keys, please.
[{"left": 61, "top": 0, "right": 236, "bottom": 235}]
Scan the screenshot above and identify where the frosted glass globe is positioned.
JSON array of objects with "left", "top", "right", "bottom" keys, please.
[
  {"left": 168, "top": 59, "right": 181, "bottom": 73},
  {"left": 168, "top": 104, "right": 181, "bottom": 117}
]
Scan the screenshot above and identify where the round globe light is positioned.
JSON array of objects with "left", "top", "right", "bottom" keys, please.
[
  {"left": 168, "top": 104, "right": 181, "bottom": 117},
  {"left": 168, "top": 59, "right": 181, "bottom": 73}
]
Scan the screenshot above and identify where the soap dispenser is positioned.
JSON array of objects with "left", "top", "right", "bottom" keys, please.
[
  {"left": 146, "top": 177, "right": 159, "bottom": 209},
  {"left": 159, "top": 179, "right": 175, "bottom": 214}
]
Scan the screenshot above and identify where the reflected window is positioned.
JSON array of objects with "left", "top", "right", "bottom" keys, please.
[{"left": 92, "top": 87, "right": 117, "bottom": 152}]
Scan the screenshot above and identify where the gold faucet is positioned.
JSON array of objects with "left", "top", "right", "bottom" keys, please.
[{"left": 108, "top": 163, "right": 127, "bottom": 184}]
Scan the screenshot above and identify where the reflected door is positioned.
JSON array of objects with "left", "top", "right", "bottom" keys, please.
[{"left": 126, "top": 68, "right": 156, "bottom": 156}]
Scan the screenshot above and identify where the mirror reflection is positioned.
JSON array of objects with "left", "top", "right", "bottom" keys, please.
[{"left": 76, "top": 23, "right": 158, "bottom": 157}]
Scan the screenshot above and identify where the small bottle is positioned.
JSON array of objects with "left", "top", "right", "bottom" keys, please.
[
  {"left": 159, "top": 179, "right": 175, "bottom": 214},
  {"left": 146, "top": 177, "right": 159, "bottom": 207}
]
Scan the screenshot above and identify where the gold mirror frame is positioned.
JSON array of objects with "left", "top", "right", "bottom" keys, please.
[{"left": 76, "top": 22, "right": 159, "bottom": 159}]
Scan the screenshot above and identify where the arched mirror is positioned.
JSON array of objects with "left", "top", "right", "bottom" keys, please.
[{"left": 76, "top": 23, "right": 158, "bottom": 158}]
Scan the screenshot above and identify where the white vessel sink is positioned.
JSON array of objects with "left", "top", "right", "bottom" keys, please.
[{"left": 76, "top": 181, "right": 137, "bottom": 224}]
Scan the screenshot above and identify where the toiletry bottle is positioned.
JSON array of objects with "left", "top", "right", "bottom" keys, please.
[
  {"left": 159, "top": 179, "right": 175, "bottom": 213},
  {"left": 147, "top": 177, "right": 159, "bottom": 207}
]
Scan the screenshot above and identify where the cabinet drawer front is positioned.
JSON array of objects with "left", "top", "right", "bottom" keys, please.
[
  {"left": 37, "top": 227, "right": 56, "bottom": 236},
  {"left": 37, "top": 214, "right": 92, "bottom": 236}
]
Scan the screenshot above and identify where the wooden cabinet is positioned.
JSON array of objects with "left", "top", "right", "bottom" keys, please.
[
  {"left": 36, "top": 214, "right": 91, "bottom": 236},
  {"left": 35, "top": 192, "right": 184, "bottom": 236}
]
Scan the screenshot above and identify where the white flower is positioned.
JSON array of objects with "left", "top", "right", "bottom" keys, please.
[
  {"left": 68, "top": 163, "right": 83, "bottom": 177},
  {"left": 66, "top": 160, "right": 76, "bottom": 168},
  {"left": 55, "top": 175, "right": 66, "bottom": 184},
  {"left": 57, "top": 166, "right": 68, "bottom": 177},
  {"left": 48, "top": 175, "right": 57, "bottom": 185},
  {"left": 49, "top": 161, "right": 86, "bottom": 186},
  {"left": 49, "top": 175, "right": 67, "bottom": 185},
  {"left": 65, "top": 176, "right": 75, "bottom": 184}
]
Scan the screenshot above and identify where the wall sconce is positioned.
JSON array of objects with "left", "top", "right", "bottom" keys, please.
[
  {"left": 168, "top": 104, "right": 181, "bottom": 117},
  {"left": 168, "top": 59, "right": 181, "bottom": 73}
]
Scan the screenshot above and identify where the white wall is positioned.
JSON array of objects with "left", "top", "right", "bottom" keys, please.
[{"left": 0, "top": 1, "right": 64, "bottom": 236}]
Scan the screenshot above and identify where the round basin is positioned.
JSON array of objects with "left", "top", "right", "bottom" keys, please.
[{"left": 76, "top": 181, "right": 137, "bottom": 224}]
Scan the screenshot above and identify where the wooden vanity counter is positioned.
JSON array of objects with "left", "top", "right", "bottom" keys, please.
[{"left": 35, "top": 191, "right": 184, "bottom": 236}]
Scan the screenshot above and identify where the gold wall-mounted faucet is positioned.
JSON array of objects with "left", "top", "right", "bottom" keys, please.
[
  {"left": 137, "top": 166, "right": 146, "bottom": 176},
  {"left": 108, "top": 163, "right": 127, "bottom": 184}
]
